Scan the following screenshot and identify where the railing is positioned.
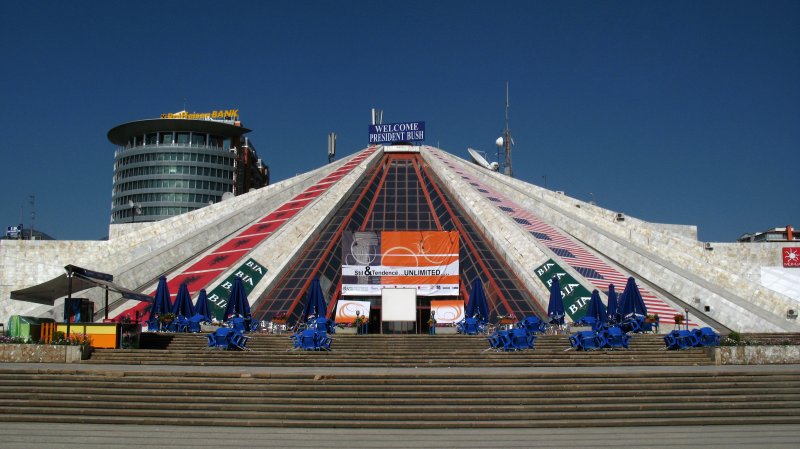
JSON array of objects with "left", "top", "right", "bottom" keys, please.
[{"left": 115, "top": 142, "right": 226, "bottom": 157}]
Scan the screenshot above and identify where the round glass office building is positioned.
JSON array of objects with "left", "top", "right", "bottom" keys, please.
[{"left": 108, "top": 113, "right": 268, "bottom": 224}]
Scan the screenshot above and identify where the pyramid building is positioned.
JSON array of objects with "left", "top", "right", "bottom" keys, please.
[{"left": 4, "top": 144, "right": 800, "bottom": 333}]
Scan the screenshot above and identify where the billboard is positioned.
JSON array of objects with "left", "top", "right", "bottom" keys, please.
[
  {"left": 430, "top": 299, "right": 465, "bottom": 324},
  {"left": 534, "top": 259, "right": 593, "bottom": 322},
  {"left": 334, "top": 300, "right": 371, "bottom": 324},
  {"left": 204, "top": 258, "right": 267, "bottom": 320},
  {"left": 341, "top": 230, "right": 459, "bottom": 296},
  {"left": 784, "top": 247, "right": 800, "bottom": 268},
  {"left": 368, "top": 121, "right": 425, "bottom": 144},
  {"left": 5, "top": 225, "right": 21, "bottom": 239}
]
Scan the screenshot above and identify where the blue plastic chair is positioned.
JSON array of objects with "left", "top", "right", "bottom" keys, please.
[
  {"left": 207, "top": 328, "right": 234, "bottom": 349},
  {"left": 175, "top": 316, "right": 190, "bottom": 333},
  {"left": 487, "top": 330, "right": 511, "bottom": 350},
  {"left": 229, "top": 331, "right": 250, "bottom": 350},
  {"left": 486, "top": 332, "right": 503, "bottom": 350},
  {"left": 569, "top": 332, "right": 585, "bottom": 350},
  {"left": 570, "top": 331, "right": 604, "bottom": 351},
  {"left": 147, "top": 317, "right": 160, "bottom": 332},
  {"left": 664, "top": 330, "right": 698, "bottom": 350},
  {"left": 316, "top": 331, "right": 332, "bottom": 351},
  {"left": 229, "top": 317, "right": 247, "bottom": 333},
  {"left": 290, "top": 332, "right": 301, "bottom": 349},
  {"left": 464, "top": 317, "right": 479, "bottom": 335},
  {"left": 518, "top": 316, "right": 547, "bottom": 334},
  {"left": 620, "top": 316, "right": 644, "bottom": 334},
  {"left": 188, "top": 314, "right": 205, "bottom": 333},
  {"left": 507, "top": 328, "right": 536, "bottom": 350},
  {"left": 299, "top": 329, "right": 319, "bottom": 350},
  {"left": 602, "top": 326, "right": 629, "bottom": 349},
  {"left": 693, "top": 327, "right": 720, "bottom": 347}
]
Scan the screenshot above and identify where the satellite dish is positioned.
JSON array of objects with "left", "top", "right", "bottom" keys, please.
[
  {"left": 221, "top": 192, "right": 234, "bottom": 201},
  {"left": 468, "top": 148, "right": 499, "bottom": 171},
  {"left": 495, "top": 137, "right": 504, "bottom": 147}
]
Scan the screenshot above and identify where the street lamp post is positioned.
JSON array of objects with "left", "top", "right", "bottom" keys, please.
[{"left": 128, "top": 200, "right": 141, "bottom": 223}]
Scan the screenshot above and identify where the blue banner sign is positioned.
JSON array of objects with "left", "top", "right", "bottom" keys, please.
[
  {"left": 369, "top": 121, "right": 425, "bottom": 144},
  {"left": 6, "top": 225, "right": 21, "bottom": 239}
]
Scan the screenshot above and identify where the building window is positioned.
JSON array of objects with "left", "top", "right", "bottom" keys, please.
[
  {"left": 191, "top": 133, "right": 206, "bottom": 146},
  {"left": 159, "top": 132, "right": 173, "bottom": 145},
  {"left": 176, "top": 132, "right": 190, "bottom": 145},
  {"left": 145, "top": 133, "right": 158, "bottom": 145}
]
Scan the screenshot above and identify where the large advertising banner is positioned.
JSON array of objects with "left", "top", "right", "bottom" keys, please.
[
  {"left": 335, "top": 300, "right": 372, "bottom": 324},
  {"left": 341, "top": 230, "right": 459, "bottom": 296},
  {"left": 534, "top": 259, "right": 593, "bottom": 322},
  {"left": 430, "top": 300, "right": 465, "bottom": 324},
  {"left": 205, "top": 258, "right": 267, "bottom": 320}
]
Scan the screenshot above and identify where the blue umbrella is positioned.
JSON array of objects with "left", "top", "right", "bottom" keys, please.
[
  {"left": 302, "top": 277, "right": 327, "bottom": 321},
  {"left": 465, "top": 278, "right": 490, "bottom": 323},
  {"left": 148, "top": 276, "right": 172, "bottom": 321},
  {"left": 547, "top": 276, "right": 565, "bottom": 325},
  {"left": 607, "top": 284, "right": 619, "bottom": 323},
  {"left": 584, "top": 289, "right": 608, "bottom": 324},
  {"left": 223, "top": 277, "right": 251, "bottom": 321},
  {"left": 171, "top": 282, "right": 195, "bottom": 317},
  {"left": 619, "top": 277, "right": 647, "bottom": 320},
  {"left": 194, "top": 289, "right": 213, "bottom": 322}
]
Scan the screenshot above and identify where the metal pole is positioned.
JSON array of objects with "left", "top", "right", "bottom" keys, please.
[{"left": 65, "top": 273, "right": 72, "bottom": 338}]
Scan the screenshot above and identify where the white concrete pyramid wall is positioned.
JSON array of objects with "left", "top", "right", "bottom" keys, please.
[{"left": 2, "top": 145, "right": 798, "bottom": 333}]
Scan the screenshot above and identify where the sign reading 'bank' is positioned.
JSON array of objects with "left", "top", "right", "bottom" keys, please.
[{"left": 369, "top": 121, "right": 425, "bottom": 144}]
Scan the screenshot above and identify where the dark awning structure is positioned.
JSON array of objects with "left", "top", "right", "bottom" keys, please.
[{"left": 10, "top": 265, "right": 151, "bottom": 305}]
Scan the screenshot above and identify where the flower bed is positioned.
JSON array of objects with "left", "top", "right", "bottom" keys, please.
[{"left": 0, "top": 344, "right": 90, "bottom": 363}]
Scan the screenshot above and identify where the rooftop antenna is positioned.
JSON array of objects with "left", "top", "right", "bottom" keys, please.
[
  {"left": 327, "top": 132, "right": 337, "bottom": 163},
  {"left": 371, "top": 108, "right": 383, "bottom": 125},
  {"left": 495, "top": 82, "right": 514, "bottom": 177},
  {"left": 29, "top": 195, "right": 35, "bottom": 240}
]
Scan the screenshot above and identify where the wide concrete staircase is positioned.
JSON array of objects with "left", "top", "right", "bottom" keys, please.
[
  {"left": 0, "top": 366, "right": 799, "bottom": 427},
  {"left": 84, "top": 333, "right": 714, "bottom": 367},
  {"left": 1, "top": 333, "right": 799, "bottom": 427}
]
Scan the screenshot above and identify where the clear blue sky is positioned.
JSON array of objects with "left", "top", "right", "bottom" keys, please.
[{"left": 1, "top": 0, "right": 797, "bottom": 242}]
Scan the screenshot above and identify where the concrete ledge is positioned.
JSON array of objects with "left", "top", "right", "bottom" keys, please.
[
  {"left": 707, "top": 345, "right": 800, "bottom": 364},
  {"left": 0, "top": 344, "right": 90, "bottom": 363}
]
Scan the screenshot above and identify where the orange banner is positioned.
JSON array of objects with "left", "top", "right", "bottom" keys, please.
[{"left": 342, "top": 231, "right": 460, "bottom": 296}]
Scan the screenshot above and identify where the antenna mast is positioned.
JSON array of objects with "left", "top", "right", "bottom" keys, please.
[
  {"left": 29, "top": 195, "right": 36, "bottom": 240},
  {"left": 503, "top": 82, "right": 513, "bottom": 177},
  {"left": 495, "top": 82, "right": 514, "bottom": 177}
]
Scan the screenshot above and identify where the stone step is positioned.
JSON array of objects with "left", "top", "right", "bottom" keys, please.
[
  {"left": 0, "top": 367, "right": 798, "bottom": 427},
  {"left": 88, "top": 333, "right": 711, "bottom": 368}
]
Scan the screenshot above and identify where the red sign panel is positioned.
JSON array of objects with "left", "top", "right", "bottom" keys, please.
[{"left": 784, "top": 247, "right": 800, "bottom": 268}]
